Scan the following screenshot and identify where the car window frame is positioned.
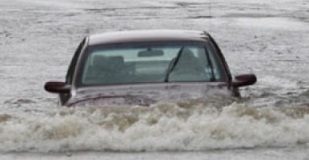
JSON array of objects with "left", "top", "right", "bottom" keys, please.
[
  {"left": 75, "top": 40, "right": 228, "bottom": 88},
  {"left": 66, "top": 38, "right": 87, "bottom": 85},
  {"left": 206, "top": 34, "right": 232, "bottom": 83}
]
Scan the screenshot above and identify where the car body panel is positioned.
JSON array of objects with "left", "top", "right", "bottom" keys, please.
[
  {"left": 66, "top": 82, "right": 231, "bottom": 107},
  {"left": 44, "top": 30, "right": 256, "bottom": 106},
  {"left": 88, "top": 30, "right": 208, "bottom": 46}
]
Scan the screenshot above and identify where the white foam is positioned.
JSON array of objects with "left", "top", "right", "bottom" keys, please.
[{"left": 0, "top": 102, "right": 308, "bottom": 152}]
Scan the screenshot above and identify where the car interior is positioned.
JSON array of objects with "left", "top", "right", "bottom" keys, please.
[{"left": 82, "top": 47, "right": 217, "bottom": 85}]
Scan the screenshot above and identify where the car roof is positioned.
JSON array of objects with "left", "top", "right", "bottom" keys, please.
[{"left": 88, "top": 30, "right": 210, "bottom": 46}]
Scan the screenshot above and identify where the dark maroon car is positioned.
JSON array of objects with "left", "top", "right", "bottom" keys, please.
[{"left": 45, "top": 30, "right": 256, "bottom": 106}]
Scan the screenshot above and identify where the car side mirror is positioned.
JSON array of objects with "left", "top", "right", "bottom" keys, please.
[
  {"left": 44, "top": 81, "right": 71, "bottom": 94},
  {"left": 232, "top": 74, "right": 257, "bottom": 88}
]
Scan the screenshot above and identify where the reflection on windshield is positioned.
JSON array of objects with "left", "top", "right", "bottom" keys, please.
[{"left": 81, "top": 42, "right": 222, "bottom": 85}]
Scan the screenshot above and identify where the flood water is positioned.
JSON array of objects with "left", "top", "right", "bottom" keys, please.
[{"left": 1, "top": 0, "right": 309, "bottom": 159}]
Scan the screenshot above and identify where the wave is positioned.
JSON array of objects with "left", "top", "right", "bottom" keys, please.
[{"left": 0, "top": 100, "right": 309, "bottom": 152}]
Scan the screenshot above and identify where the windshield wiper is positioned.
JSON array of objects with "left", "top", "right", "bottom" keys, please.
[{"left": 164, "top": 46, "right": 185, "bottom": 82}]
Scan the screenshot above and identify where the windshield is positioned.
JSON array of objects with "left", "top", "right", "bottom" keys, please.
[{"left": 79, "top": 42, "right": 224, "bottom": 86}]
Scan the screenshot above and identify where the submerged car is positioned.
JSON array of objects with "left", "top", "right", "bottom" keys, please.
[{"left": 45, "top": 30, "right": 256, "bottom": 106}]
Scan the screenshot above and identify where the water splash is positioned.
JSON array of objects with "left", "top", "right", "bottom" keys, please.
[{"left": 0, "top": 100, "right": 309, "bottom": 153}]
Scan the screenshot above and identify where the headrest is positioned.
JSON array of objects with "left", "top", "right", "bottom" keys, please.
[
  {"left": 178, "top": 48, "right": 196, "bottom": 64},
  {"left": 93, "top": 55, "right": 124, "bottom": 70}
]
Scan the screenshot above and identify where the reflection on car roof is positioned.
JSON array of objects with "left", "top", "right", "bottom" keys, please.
[{"left": 88, "top": 30, "right": 210, "bottom": 46}]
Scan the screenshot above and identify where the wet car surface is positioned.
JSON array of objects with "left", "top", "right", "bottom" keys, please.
[
  {"left": 1, "top": 0, "right": 309, "bottom": 157},
  {"left": 44, "top": 30, "right": 256, "bottom": 106}
]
